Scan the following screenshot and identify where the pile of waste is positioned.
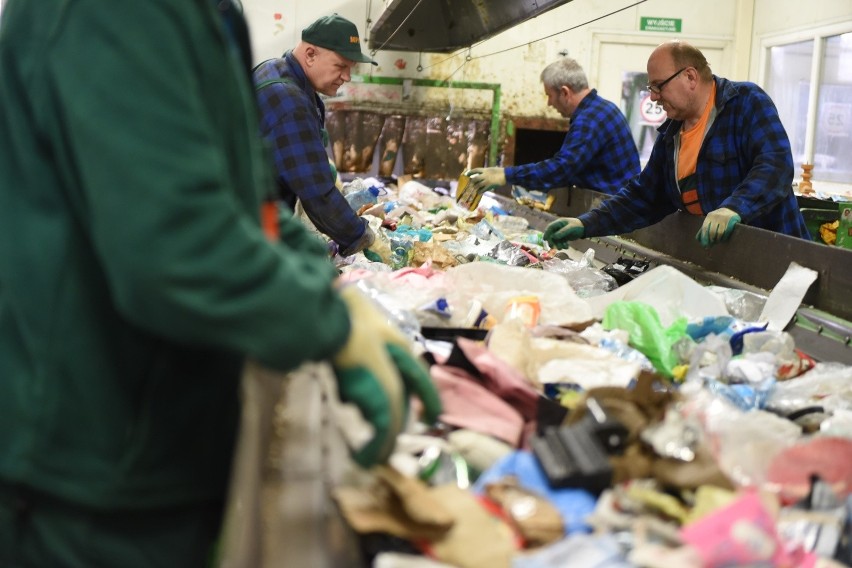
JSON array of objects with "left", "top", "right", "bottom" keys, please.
[{"left": 309, "top": 177, "right": 852, "bottom": 568}]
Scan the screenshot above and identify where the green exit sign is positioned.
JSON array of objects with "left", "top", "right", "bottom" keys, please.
[{"left": 640, "top": 17, "right": 682, "bottom": 33}]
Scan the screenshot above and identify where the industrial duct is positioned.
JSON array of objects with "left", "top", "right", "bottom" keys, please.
[{"left": 368, "top": 0, "right": 575, "bottom": 53}]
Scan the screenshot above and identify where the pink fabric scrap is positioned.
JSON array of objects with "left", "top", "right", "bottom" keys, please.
[
  {"left": 455, "top": 338, "right": 540, "bottom": 422},
  {"left": 431, "top": 365, "right": 525, "bottom": 447},
  {"left": 680, "top": 490, "right": 817, "bottom": 568}
]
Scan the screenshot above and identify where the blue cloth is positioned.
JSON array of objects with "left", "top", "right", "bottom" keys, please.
[
  {"left": 729, "top": 323, "right": 770, "bottom": 355},
  {"left": 253, "top": 52, "right": 371, "bottom": 255},
  {"left": 706, "top": 378, "right": 776, "bottom": 411},
  {"left": 473, "top": 450, "right": 597, "bottom": 535},
  {"left": 512, "top": 533, "right": 634, "bottom": 568},
  {"left": 579, "top": 77, "right": 810, "bottom": 239},
  {"left": 504, "top": 90, "right": 640, "bottom": 195},
  {"left": 686, "top": 316, "right": 737, "bottom": 341}
]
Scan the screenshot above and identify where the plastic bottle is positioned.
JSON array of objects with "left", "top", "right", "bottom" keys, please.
[
  {"left": 389, "top": 236, "right": 414, "bottom": 269},
  {"left": 492, "top": 215, "right": 529, "bottom": 233},
  {"left": 345, "top": 186, "right": 380, "bottom": 212}
]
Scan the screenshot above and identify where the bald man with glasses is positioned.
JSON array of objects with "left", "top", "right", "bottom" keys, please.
[{"left": 544, "top": 40, "right": 809, "bottom": 249}]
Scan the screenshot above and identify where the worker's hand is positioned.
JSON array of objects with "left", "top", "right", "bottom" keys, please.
[
  {"left": 329, "top": 158, "right": 343, "bottom": 191},
  {"left": 339, "top": 225, "right": 376, "bottom": 257},
  {"left": 543, "top": 217, "right": 585, "bottom": 249},
  {"left": 363, "top": 248, "right": 383, "bottom": 263},
  {"left": 696, "top": 207, "right": 741, "bottom": 248},
  {"left": 466, "top": 167, "right": 506, "bottom": 193},
  {"left": 332, "top": 286, "right": 442, "bottom": 468}
]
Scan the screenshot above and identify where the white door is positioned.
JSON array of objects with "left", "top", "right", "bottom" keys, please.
[{"left": 591, "top": 35, "right": 730, "bottom": 164}]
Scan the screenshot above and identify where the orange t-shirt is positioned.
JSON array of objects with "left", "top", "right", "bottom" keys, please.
[{"left": 678, "top": 82, "right": 717, "bottom": 215}]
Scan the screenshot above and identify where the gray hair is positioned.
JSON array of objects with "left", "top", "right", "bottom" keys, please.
[{"left": 540, "top": 58, "right": 589, "bottom": 92}]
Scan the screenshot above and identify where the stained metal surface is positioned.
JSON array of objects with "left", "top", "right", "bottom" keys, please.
[
  {"left": 369, "top": 0, "right": 575, "bottom": 53},
  {"left": 326, "top": 110, "right": 490, "bottom": 178},
  {"left": 491, "top": 188, "right": 852, "bottom": 363},
  {"left": 339, "top": 76, "right": 501, "bottom": 167}
]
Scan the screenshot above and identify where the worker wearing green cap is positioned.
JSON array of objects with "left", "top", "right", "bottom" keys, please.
[{"left": 253, "top": 14, "right": 379, "bottom": 257}]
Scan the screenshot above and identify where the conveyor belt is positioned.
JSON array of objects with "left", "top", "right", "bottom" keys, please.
[{"left": 490, "top": 187, "right": 852, "bottom": 364}]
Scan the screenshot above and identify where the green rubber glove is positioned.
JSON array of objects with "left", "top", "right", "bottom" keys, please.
[
  {"left": 363, "top": 248, "right": 383, "bottom": 263},
  {"left": 696, "top": 207, "right": 741, "bottom": 248},
  {"left": 333, "top": 286, "right": 442, "bottom": 468},
  {"left": 466, "top": 167, "right": 506, "bottom": 193},
  {"left": 543, "top": 217, "right": 585, "bottom": 249},
  {"left": 329, "top": 158, "right": 343, "bottom": 190}
]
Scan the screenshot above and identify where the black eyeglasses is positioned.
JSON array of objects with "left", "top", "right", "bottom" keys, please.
[{"left": 647, "top": 67, "right": 686, "bottom": 94}]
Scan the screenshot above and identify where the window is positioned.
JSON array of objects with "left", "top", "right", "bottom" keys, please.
[
  {"left": 814, "top": 34, "right": 852, "bottom": 183},
  {"left": 766, "top": 41, "right": 813, "bottom": 176},
  {"left": 764, "top": 29, "right": 852, "bottom": 186}
]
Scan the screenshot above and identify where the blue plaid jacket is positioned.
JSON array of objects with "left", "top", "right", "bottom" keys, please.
[
  {"left": 505, "top": 89, "right": 640, "bottom": 195},
  {"left": 253, "top": 52, "right": 371, "bottom": 255},
  {"left": 579, "top": 77, "right": 809, "bottom": 239}
]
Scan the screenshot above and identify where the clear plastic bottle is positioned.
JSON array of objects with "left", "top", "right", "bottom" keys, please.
[
  {"left": 389, "top": 237, "right": 414, "bottom": 269},
  {"left": 345, "top": 186, "right": 380, "bottom": 212},
  {"left": 492, "top": 215, "right": 529, "bottom": 233}
]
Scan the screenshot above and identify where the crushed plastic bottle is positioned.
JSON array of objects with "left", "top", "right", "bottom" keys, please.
[
  {"left": 491, "top": 215, "right": 529, "bottom": 233},
  {"left": 345, "top": 186, "right": 380, "bottom": 212},
  {"left": 389, "top": 236, "right": 414, "bottom": 269},
  {"left": 352, "top": 278, "right": 423, "bottom": 344}
]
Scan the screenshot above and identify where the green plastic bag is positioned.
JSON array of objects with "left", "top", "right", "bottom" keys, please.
[{"left": 602, "top": 301, "right": 688, "bottom": 377}]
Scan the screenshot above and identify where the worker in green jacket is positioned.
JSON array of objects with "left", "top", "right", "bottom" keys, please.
[{"left": 0, "top": 1, "right": 440, "bottom": 566}]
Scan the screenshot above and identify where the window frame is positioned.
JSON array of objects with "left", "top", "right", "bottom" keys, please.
[{"left": 758, "top": 20, "right": 852, "bottom": 189}]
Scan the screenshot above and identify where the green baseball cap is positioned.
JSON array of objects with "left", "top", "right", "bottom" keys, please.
[{"left": 301, "top": 14, "right": 378, "bottom": 66}]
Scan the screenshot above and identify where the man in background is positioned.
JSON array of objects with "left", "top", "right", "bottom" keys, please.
[
  {"left": 545, "top": 41, "right": 809, "bottom": 249},
  {"left": 253, "top": 14, "right": 376, "bottom": 256},
  {"left": 467, "top": 57, "right": 640, "bottom": 196}
]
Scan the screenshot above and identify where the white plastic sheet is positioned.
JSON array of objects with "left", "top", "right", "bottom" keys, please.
[
  {"left": 585, "top": 265, "right": 729, "bottom": 327},
  {"left": 444, "top": 262, "right": 594, "bottom": 327}
]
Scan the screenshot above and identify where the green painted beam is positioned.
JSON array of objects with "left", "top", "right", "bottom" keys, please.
[
  {"left": 489, "top": 85, "right": 501, "bottom": 166},
  {"left": 351, "top": 75, "right": 502, "bottom": 166}
]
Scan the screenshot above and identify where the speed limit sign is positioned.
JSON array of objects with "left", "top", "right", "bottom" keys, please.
[{"left": 639, "top": 94, "right": 666, "bottom": 124}]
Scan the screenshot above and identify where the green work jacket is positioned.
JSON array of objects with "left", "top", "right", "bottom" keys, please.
[{"left": 0, "top": 0, "right": 349, "bottom": 510}]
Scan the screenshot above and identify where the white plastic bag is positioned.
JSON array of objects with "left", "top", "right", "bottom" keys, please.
[{"left": 586, "top": 265, "right": 728, "bottom": 327}]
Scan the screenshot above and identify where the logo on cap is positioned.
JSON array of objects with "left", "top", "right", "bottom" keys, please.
[{"left": 350, "top": 36, "right": 359, "bottom": 44}]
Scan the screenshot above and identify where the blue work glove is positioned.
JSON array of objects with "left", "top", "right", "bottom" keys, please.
[
  {"left": 466, "top": 167, "right": 506, "bottom": 193},
  {"left": 333, "top": 286, "right": 442, "bottom": 468},
  {"left": 696, "top": 207, "right": 741, "bottom": 248},
  {"left": 543, "top": 217, "right": 585, "bottom": 249}
]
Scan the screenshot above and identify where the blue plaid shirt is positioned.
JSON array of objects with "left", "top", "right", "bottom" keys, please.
[
  {"left": 505, "top": 89, "right": 640, "bottom": 195},
  {"left": 253, "top": 52, "right": 371, "bottom": 255},
  {"left": 580, "top": 77, "right": 810, "bottom": 239}
]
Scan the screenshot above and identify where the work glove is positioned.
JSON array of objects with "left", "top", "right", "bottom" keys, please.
[
  {"left": 466, "top": 167, "right": 507, "bottom": 194},
  {"left": 543, "top": 217, "right": 585, "bottom": 249},
  {"left": 339, "top": 224, "right": 376, "bottom": 257},
  {"left": 329, "top": 158, "right": 343, "bottom": 191},
  {"left": 696, "top": 207, "right": 741, "bottom": 248},
  {"left": 333, "top": 286, "right": 442, "bottom": 468},
  {"left": 363, "top": 248, "right": 383, "bottom": 263}
]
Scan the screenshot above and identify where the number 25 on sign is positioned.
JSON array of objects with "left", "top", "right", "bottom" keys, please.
[{"left": 639, "top": 94, "right": 666, "bottom": 125}]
